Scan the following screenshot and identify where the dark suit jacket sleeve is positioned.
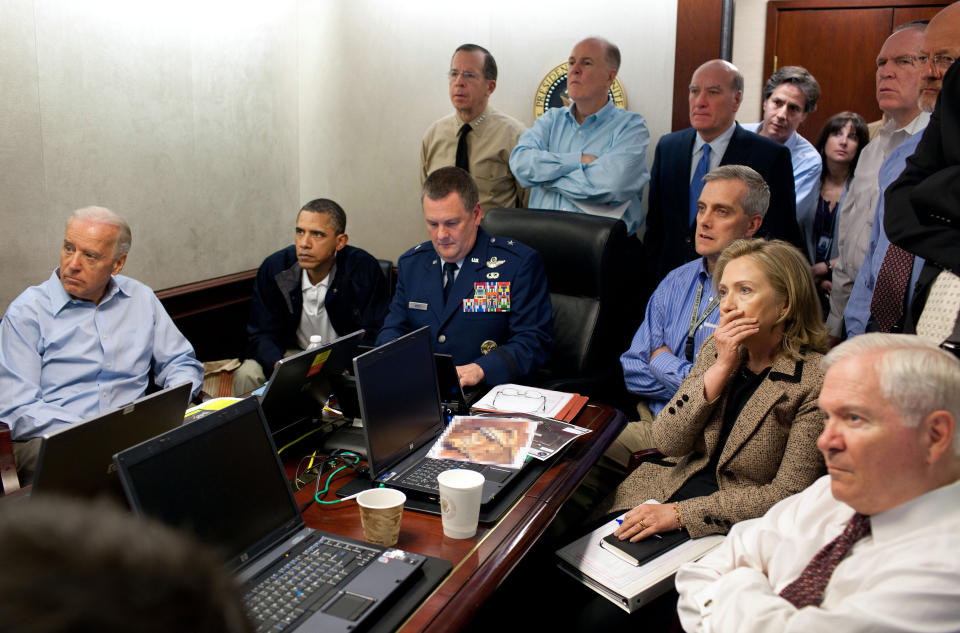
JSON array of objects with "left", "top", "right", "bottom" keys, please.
[
  {"left": 331, "top": 248, "right": 390, "bottom": 345},
  {"left": 644, "top": 139, "right": 666, "bottom": 279},
  {"left": 246, "top": 258, "right": 293, "bottom": 371},
  {"left": 763, "top": 145, "right": 805, "bottom": 257},
  {"left": 475, "top": 250, "right": 553, "bottom": 386},
  {"left": 885, "top": 66, "right": 960, "bottom": 275}
]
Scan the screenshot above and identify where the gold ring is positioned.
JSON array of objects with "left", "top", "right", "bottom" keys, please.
[{"left": 638, "top": 519, "right": 647, "bottom": 530}]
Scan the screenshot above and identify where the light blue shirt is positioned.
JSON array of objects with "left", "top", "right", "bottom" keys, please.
[
  {"left": 845, "top": 131, "right": 926, "bottom": 338},
  {"left": 743, "top": 123, "right": 822, "bottom": 260},
  {"left": 0, "top": 271, "right": 203, "bottom": 439},
  {"left": 509, "top": 99, "right": 650, "bottom": 234},
  {"left": 620, "top": 258, "right": 719, "bottom": 415}
]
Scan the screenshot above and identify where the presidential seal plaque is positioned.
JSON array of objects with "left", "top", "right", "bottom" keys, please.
[{"left": 533, "top": 62, "right": 627, "bottom": 119}]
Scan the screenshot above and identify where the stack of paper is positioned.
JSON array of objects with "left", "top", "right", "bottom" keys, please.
[{"left": 556, "top": 515, "right": 725, "bottom": 613}]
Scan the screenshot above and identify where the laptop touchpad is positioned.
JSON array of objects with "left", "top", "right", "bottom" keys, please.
[
  {"left": 485, "top": 468, "right": 513, "bottom": 483},
  {"left": 323, "top": 592, "right": 375, "bottom": 621}
]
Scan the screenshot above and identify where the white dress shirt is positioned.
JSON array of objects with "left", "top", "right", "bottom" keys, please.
[
  {"left": 676, "top": 475, "right": 960, "bottom": 633},
  {"left": 295, "top": 263, "right": 337, "bottom": 350}
]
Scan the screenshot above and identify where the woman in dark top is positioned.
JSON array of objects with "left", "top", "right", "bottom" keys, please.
[
  {"left": 603, "top": 239, "right": 829, "bottom": 540},
  {"left": 810, "top": 112, "right": 869, "bottom": 314}
]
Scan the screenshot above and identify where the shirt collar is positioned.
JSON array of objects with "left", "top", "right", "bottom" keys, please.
[
  {"left": 50, "top": 268, "right": 124, "bottom": 313},
  {"left": 694, "top": 121, "right": 736, "bottom": 155},
  {"left": 301, "top": 262, "right": 336, "bottom": 291},
  {"left": 456, "top": 106, "right": 489, "bottom": 129},
  {"left": 882, "top": 111, "right": 931, "bottom": 137},
  {"left": 869, "top": 477, "right": 960, "bottom": 545},
  {"left": 697, "top": 257, "right": 713, "bottom": 285},
  {"left": 565, "top": 97, "right": 615, "bottom": 127}
]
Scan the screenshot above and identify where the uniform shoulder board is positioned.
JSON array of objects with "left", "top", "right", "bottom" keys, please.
[{"left": 399, "top": 240, "right": 434, "bottom": 260}]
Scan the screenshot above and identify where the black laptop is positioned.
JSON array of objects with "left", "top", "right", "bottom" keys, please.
[
  {"left": 31, "top": 382, "right": 192, "bottom": 500},
  {"left": 433, "top": 353, "right": 484, "bottom": 416},
  {"left": 349, "top": 327, "right": 523, "bottom": 506},
  {"left": 113, "top": 396, "right": 427, "bottom": 633},
  {"left": 258, "top": 329, "right": 364, "bottom": 437}
]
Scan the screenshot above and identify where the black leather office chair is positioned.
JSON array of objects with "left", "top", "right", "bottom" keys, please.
[
  {"left": 481, "top": 208, "right": 645, "bottom": 401},
  {"left": 377, "top": 259, "right": 396, "bottom": 297}
]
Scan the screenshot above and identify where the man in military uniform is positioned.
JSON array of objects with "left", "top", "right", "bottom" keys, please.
[{"left": 377, "top": 167, "right": 553, "bottom": 387}]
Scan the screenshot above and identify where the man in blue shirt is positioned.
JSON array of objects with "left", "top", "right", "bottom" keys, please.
[
  {"left": 377, "top": 167, "right": 552, "bottom": 388},
  {"left": 742, "top": 66, "right": 823, "bottom": 261},
  {"left": 610, "top": 165, "right": 767, "bottom": 468},
  {"left": 0, "top": 206, "right": 203, "bottom": 481},
  {"left": 508, "top": 37, "right": 650, "bottom": 235},
  {"left": 844, "top": 10, "right": 960, "bottom": 337}
]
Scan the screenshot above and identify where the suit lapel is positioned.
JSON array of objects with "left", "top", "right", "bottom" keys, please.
[
  {"left": 718, "top": 123, "right": 746, "bottom": 166},
  {"left": 716, "top": 353, "right": 804, "bottom": 468}
]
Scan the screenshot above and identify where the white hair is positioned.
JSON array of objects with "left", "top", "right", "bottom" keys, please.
[
  {"left": 823, "top": 333, "right": 960, "bottom": 454},
  {"left": 69, "top": 206, "right": 132, "bottom": 256}
]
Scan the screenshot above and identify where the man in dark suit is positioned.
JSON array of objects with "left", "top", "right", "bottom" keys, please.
[
  {"left": 377, "top": 167, "right": 552, "bottom": 388},
  {"left": 883, "top": 4, "right": 960, "bottom": 346},
  {"left": 644, "top": 59, "right": 804, "bottom": 282}
]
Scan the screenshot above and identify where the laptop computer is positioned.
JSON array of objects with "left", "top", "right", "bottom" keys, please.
[
  {"left": 258, "top": 329, "right": 364, "bottom": 437},
  {"left": 349, "top": 327, "right": 523, "bottom": 506},
  {"left": 113, "top": 396, "right": 427, "bottom": 633},
  {"left": 433, "top": 353, "right": 483, "bottom": 416},
  {"left": 31, "top": 381, "right": 192, "bottom": 500}
]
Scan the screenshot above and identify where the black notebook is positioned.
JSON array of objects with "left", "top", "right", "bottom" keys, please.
[{"left": 600, "top": 529, "right": 691, "bottom": 566}]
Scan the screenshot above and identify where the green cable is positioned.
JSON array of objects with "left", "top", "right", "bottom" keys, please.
[{"left": 314, "top": 452, "right": 361, "bottom": 504}]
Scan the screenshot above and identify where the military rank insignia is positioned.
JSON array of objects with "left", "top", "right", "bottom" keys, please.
[{"left": 463, "top": 282, "right": 511, "bottom": 312}]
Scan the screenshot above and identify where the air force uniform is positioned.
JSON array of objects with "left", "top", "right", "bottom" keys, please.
[{"left": 376, "top": 227, "right": 553, "bottom": 386}]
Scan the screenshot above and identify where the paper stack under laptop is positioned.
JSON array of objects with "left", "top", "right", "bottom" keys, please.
[
  {"left": 472, "top": 384, "right": 588, "bottom": 422},
  {"left": 556, "top": 514, "right": 724, "bottom": 613}
]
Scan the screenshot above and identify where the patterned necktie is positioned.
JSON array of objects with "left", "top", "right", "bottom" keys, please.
[
  {"left": 870, "top": 244, "right": 915, "bottom": 332},
  {"left": 779, "top": 512, "right": 871, "bottom": 609},
  {"left": 689, "top": 143, "right": 711, "bottom": 225},
  {"left": 917, "top": 269, "right": 960, "bottom": 343},
  {"left": 456, "top": 123, "right": 472, "bottom": 172},
  {"left": 442, "top": 262, "right": 458, "bottom": 302}
]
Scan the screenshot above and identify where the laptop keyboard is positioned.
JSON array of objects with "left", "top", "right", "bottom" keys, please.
[
  {"left": 244, "top": 536, "right": 380, "bottom": 633},
  {"left": 399, "top": 458, "right": 486, "bottom": 491}
]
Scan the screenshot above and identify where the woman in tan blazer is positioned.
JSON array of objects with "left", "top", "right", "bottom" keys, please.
[{"left": 604, "top": 239, "right": 829, "bottom": 540}]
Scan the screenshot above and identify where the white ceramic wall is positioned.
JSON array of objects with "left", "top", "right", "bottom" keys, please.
[{"left": 1, "top": 0, "right": 679, "bottom": 313}]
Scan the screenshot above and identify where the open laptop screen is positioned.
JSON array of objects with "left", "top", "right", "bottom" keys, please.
[
  {"left": 354, "top": 327, "right": 444, "bottom": 480},
  {"left": 115, "top": 397, "right": 301, "bottom": 569}
]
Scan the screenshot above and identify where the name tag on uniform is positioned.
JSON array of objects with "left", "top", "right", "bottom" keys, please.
[
  {"left": 463, "top": 282, "right": 510, "bottom": 312},
  {"left": 409, "top": 301, "right": 428, "bottom": 310}
]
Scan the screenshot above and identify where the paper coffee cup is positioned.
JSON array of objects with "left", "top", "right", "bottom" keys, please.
[
  {"left": 437, "top": 469, "right": 485, "bottom": 539},
  {"left": 356, "top": 487, "right": 406, "bottom": 547}
]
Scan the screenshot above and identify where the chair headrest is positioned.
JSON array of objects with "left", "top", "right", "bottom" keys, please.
[{"left": 481, "top": 208, "right": 628, "bottom": 296}]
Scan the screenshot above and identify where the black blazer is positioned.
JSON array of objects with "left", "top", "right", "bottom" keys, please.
[
  {"left": 644, "top": 123, "right": 804, "bottom": 281},
  {"left": 886, "top": 63, "right": 960, "bottom": 279}
]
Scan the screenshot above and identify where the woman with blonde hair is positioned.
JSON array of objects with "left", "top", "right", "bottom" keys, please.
[{"left": 604, "top": 238, "right": 829, "bottom": 541}]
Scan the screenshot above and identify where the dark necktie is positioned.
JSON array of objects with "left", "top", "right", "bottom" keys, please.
[
  {"left": 779, "top": 512, "right": 871, "bottom": 609},
  {"left": 689, "top": 143, "right": 711, "bottom": 225},
  {"left": 442, "top": 262, "right": 458, "bottom": 302},
  {"left": 456, "top": 123, "right": 472, "bottom": 172},
  {"left": 870, "top": 244, "right": 915, "bottom": 332}
]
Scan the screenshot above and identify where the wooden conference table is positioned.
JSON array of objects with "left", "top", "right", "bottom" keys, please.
[{"left": 293, "top": 401, "right": 626, "bottom": 633}]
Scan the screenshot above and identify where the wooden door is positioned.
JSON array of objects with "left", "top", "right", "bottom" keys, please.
[{"left": 764, "top": 0, "right": 948, "bottom": 142}]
